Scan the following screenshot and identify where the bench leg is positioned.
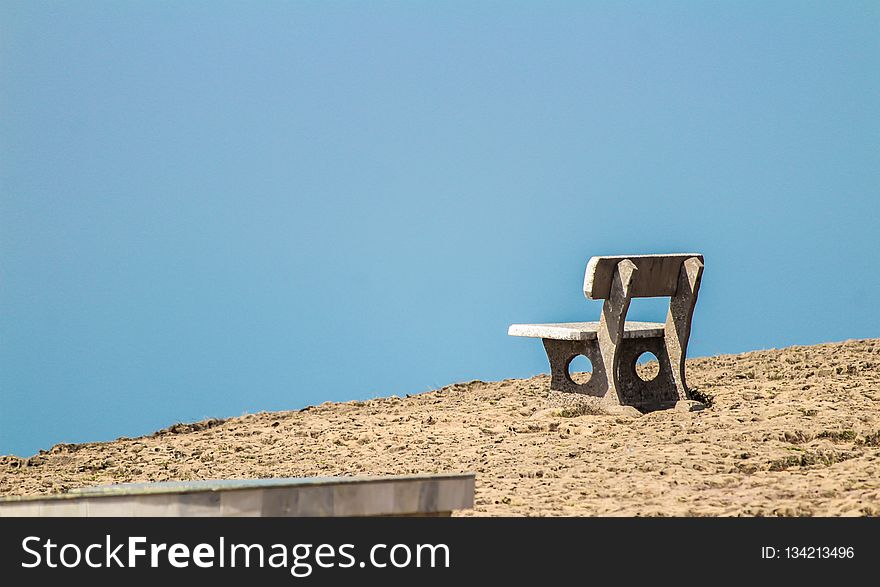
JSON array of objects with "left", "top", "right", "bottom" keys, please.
[
  {"left": 615, "top": 337, "right": 679, "bottom": 410},
  {"left": 664, "top": 256, "right": 704, "bottom": 401},
  {"left": 596, "top": 259, "right": 637, "bottom": 405},
  {"left": 542, "top": 338, "right": 607, "bottom": 397},
  {"left": 543, "top": 337, "right": 681, "bottom": 410},
  {"left": 543, "top": 260, "right": 636, "bottom": 404}
]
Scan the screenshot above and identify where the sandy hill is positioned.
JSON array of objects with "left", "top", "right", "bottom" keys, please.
[{"left": 2, "top": 339, "right": 879, "bottom": 516}]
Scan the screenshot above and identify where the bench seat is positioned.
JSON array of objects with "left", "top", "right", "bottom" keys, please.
[{"left": 507, "top": 321, "right": 664, "bottom": 341}]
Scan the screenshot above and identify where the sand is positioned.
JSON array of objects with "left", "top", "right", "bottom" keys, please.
[{"left": 2, "top": 339, "right": 879, "bottom": 516}]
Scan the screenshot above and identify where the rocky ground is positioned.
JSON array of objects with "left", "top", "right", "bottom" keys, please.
[{"left": 2, "top": 339, "right": 879, "bottom": 516}]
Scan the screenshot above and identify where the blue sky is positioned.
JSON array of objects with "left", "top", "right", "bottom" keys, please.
[{"left": 1, "top": 1, "right": 878, "bottom": 457}]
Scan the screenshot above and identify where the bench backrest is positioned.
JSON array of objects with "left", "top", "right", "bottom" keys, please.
[{"left": 583, "top": 254, "right": 704, "bottom": 300}]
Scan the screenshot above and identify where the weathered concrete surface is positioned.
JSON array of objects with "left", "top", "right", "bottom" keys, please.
[
  {"left": 665, "top": 256, "right": 704, "bottom": 400},
  {"left": 508, "top": 321, "right": 664, "bottom": 340},
  {"left": 0, "top": 473, "right": 475, "bottom": 517},
  {"left": 583, "top": 253, "right": 704, "bottom": 300},
  {"left": 596, "top": 259, "right": 637, "bottom": 404},
  {"left": 509, "top": 253, "right": 703, "bottom": 410}
]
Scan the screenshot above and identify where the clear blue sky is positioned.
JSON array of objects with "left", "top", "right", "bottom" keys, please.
[{"left": 1, "top": 1, "right": 878, "bottom": 457}]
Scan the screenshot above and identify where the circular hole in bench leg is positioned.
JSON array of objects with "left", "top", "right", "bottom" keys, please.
[
  {"left": 635, "top": 351, "right": 660, "bottom": 382},
  {"left": 567, "top": 354, "right": 592, "bottom": 385}
]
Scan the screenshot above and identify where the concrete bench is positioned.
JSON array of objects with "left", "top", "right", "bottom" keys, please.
[{"left": 509, "top": 254, "right": 704, "bottom": 410}]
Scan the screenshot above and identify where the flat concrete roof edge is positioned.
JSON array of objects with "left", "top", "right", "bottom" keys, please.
[{"left": 0, "top": 472, "right": 476, "bottom": 503}]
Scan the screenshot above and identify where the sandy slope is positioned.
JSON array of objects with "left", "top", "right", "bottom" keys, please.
[{"left": 2, "top": 339, "right": 879, "bottom": 516}]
